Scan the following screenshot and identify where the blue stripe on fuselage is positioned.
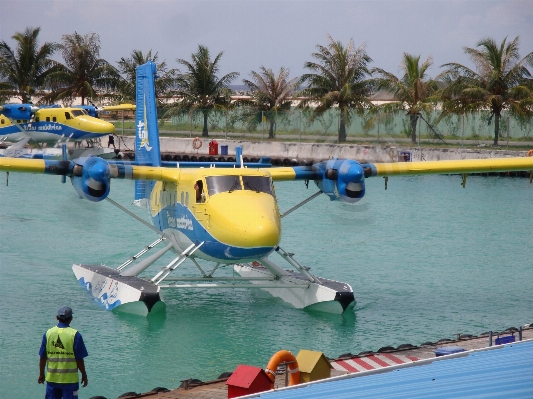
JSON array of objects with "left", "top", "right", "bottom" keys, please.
[
  {"left": 154, "top": 203, "right": 274, "bottom": 261},
  {"left": 0, "top": 122, "right": 106, "bottom": 140}
]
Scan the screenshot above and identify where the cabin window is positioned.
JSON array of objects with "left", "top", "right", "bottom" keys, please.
[
  {"left": 1, "top": 119, "right": 4, "bottom": 124},
  {"left": 185, "top": 192, "right": 189, "bottom": 207},
  {"left": 52, "top": 117, "right": 57, "bottom": 122},
  {"left": 181, "top": 191, "right": 184, "bottom": 205},
  {"left": 35, "top": 117, "right": 39, "bottom": 122},
  {"left": 46, "top": 117, "right": 50, "bottom": 122},
  {"left": 65, "top": 112, "right": 71, "bottom": 120},
  {"left": 205, "top": 175, "right": 242, "bottom": 196},
  {"left": 242, "top": 176, "right": 272, "bottom": 194}
]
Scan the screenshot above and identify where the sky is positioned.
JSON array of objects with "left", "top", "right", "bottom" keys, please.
[{"left": 1, "top": 0, "right": 532, "bottom": 83}]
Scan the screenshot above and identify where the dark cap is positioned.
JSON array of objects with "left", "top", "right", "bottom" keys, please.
[{"left": 57, "top": 306, "right": 73, "bottom": 320}]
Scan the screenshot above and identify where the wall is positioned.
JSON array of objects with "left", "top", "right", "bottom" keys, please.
[{"left": 120, "top": 136, "right": 528, "bottom": 163}]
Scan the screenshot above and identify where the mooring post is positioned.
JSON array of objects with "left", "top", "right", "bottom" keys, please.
[
  {"left": 519, "top": 326, "right": 523, "bottom": 341},
  {"left": 488, "top": 331, "right": 493, "bottom": 347}
]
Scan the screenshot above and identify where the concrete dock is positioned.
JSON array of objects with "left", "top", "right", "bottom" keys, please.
[
  {"left": 114, "top": 136, "right": 531, "bottom": 164},
  {"left": 110, "top": 325, "right": 533, "bottom": 399}
]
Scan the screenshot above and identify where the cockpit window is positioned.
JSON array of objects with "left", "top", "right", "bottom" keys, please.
[
  {"left": 242, "top": 176, "right": 272, "bottom": 194},
  {"left": 206, "top": 175, "right": 242, "bottom": 196},
  {"left": 70, "top": 110, "right": 84, "bottom": 117}
]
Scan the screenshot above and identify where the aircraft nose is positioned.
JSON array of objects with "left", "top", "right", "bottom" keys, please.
[
  {"left": 242, "top": 208, "right": 280, "bottom": 247},
  {"left": 78, "top": 116, "right": 115, "bottom": 134},
  {"left": 96, "top": 120, "right": 115, "bottom": 134},
  {"left": 207, "top": 191, "right": 281, "bottom": 249}
]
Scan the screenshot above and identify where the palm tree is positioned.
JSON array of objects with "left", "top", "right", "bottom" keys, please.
[
  {"left": 172, "top": 45, "right": 239, "bottom": 137},
  {"left": 0, "top": 27, "right": 58, "bottom": 103},
  {"left": 439, "top": 36, "right": 533, "bottom": 146},
  {"left": 300, "top": 35, "right": 373, "bottom": 143},
  {"left": 242, "top": 66, "right": 299, "bottom": 138},
  {"left": 45, "top": 32, "right": 118, "bottom": 105},
  {"left": 372, "top": 53, "right": 438, "bottom": 144},
  {"left": 116, "top": 50, "right": 176, "bottom": 105}
]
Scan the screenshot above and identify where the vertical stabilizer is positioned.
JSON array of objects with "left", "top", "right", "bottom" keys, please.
[
  {"left": 135, "top": 61, "right": 161, "bottom": 201},
  {"left": 135, "top": 61, "right": 161, "bottom": 166}
]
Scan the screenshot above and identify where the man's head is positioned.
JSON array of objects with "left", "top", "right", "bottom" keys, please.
[{"left": 57, "top": 306, "right": 73, "bottom": 323}]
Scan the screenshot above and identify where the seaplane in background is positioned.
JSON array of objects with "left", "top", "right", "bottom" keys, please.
[
  {"left": 1, "top": 61, "right": 533, "bottom": 316},
  {"left": 0, "top": 103, "right": 119, "bottom": 159},
  {"left": 0, "top": 103, "right": 114, "bottom": 144},
  {"left": 0, "top": 136, "right": 120, "bottom": 160}
]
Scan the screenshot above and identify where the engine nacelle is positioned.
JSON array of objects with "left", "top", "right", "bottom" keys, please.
[
  {"left": 71, "top": 157, "right": 111, "bottom": 202},
  {"left": 0, "top": 104, "right": 38, "bottom": 120},
  {"left": 313, "top": 159, "right": 365, "bottom": 203}
]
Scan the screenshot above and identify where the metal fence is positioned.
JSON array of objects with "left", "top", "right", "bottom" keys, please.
[{"left": 170, "top": 108, "right": 533, "bottom": 141}]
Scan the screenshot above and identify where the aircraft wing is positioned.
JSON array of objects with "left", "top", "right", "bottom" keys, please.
[
  {"left": 267, "top": 157, "right": 533, "bottom": 182},
  {"left": 103, "top": 104, "right": 136, "bottom": 111},
  {"left": 0, "top": 158, "right": 178, "bottom": 181},
  {"left": 0, "top": 157, "right": 182, "bottom": 202},
  {"left": 2, "top": 155, "right": 532, "bottom": 205},
  {"left": 266, "top": 156, "right": 533, "bottom": 203},
  {"left": 362, "top": 158, "right": 533, "bottom": 177}
]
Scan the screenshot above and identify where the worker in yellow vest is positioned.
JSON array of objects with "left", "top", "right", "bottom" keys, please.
[{"left": 38, "top": 306, "right": 88, "bottom": 399}]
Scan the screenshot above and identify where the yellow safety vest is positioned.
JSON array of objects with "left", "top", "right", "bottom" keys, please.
[{"left": 45, "top": 326, "right": 78, "bottom": 384}]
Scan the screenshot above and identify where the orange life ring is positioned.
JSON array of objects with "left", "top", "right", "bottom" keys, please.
[
  {"left": 527, "top": 149, "right": 533, "bottom": 157},
  {"left": 192, "top": 137, "right": 202, "bottom": 150},
  {"left": 265, "top": 350, "right": 300, "bottom": 388}
]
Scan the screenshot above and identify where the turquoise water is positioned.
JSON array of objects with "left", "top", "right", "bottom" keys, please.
[{"left": 1, "top": 172, "right": 532, "bottom": 398}]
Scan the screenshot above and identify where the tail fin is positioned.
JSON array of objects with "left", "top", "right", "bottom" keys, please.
[
  {"left": 135, "top": 61, "right": 161, "bottom": 166},
  {"left": 135, "top": 61, "right": 162, "bottom": 202}
]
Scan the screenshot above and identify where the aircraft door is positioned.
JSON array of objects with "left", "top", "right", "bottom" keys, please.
[{"left": 193, "top": 179, "right": 209, "bottom": 230}]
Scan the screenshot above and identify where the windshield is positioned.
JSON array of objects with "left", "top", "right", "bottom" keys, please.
[
  {"left": 71, "top": 110, "right": 84, "bottom": 117},
  {"left": 206, "top": 175, "right": 242, "bottom": 196},
  {"left": 242, "top": 176, "right": 272, "bottom": 194}
]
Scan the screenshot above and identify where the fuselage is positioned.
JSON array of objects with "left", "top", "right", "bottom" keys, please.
[
  {"left": 147, "top": 168, "right": 282, "bottom": 263},
  {"left": 0, "top": 107, "right": 114, "bottom": 143}
]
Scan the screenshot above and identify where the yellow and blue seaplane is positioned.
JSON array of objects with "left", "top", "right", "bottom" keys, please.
[
  {"left": 1, "top": 61, "right": 533, "bottom": 316},
  {"left": 0, "top": 103, "right": 119, "bottom": 159},
  {"left": 0, "top": 103, "right": 114, "bottom": 144}
]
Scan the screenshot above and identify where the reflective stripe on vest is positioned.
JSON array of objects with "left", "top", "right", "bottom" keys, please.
[{"left": 45, "top": 326, "right": 78, "bottom": 383}]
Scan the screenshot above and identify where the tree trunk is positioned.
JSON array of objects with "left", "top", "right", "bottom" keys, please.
[
  {"left": 493, "top": 113, "right": 500, "bottom": 146},
  {"left": 410, "top": 113, "right": 419, "bottom": 144},
  {"left": 21, "top": 88, "right": 29, "bottom": 104},
  {"left": 268, "top": 118, "right": 275, "bottom": 139},
  {"left": 338, "top": 109, "right": 347, "bottom": 143},
  {"left": 202, "top": 110, "right": 209, "bottom": 137}
]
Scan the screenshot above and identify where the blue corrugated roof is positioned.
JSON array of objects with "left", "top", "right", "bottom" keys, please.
[{"left": 246, "top": 340, "right": 533, "bottom": 398}]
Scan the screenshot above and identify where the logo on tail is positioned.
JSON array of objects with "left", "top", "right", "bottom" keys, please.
[{"left": 137, "top": 120, "right": 152, "bottom": 152}]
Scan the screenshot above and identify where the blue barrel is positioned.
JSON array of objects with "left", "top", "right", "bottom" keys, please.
[
  {"left": 399, "top": 151, "right": 411, "bottom": 162},
  {"left": 221, "top": 145, "right": 228, "bottom": 156}
]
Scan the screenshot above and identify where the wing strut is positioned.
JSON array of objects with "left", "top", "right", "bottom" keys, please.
[
  {"left": 275, "top": 246, "right": 321, "bottom": 284},
  {"left": 117, "top": 238, "right": 165, "bottom": 271},
  {"left": 105, "top": 197, "right": 173, "bottom": 240},
  {"left": 280, "top": 190, "right": 323, "bottom": 218},
  {"left": 151, "top": 242, "right": 205, "bottom": 285}
]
